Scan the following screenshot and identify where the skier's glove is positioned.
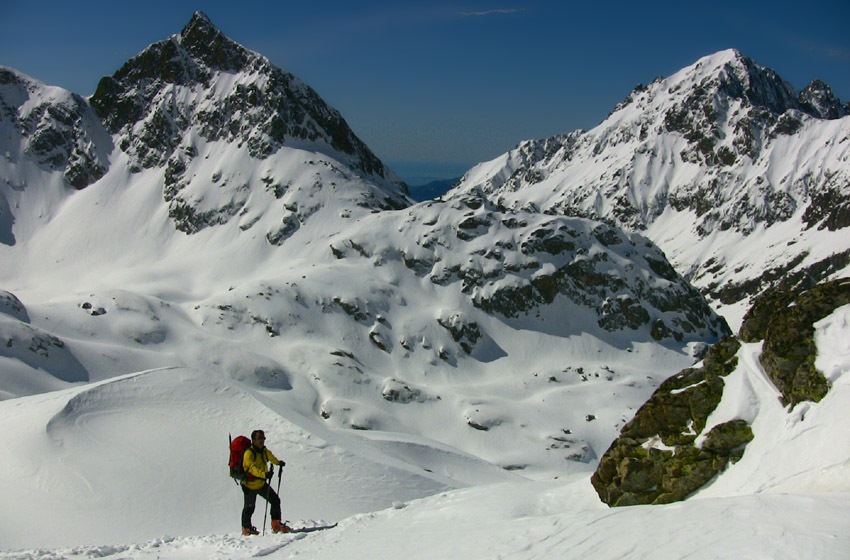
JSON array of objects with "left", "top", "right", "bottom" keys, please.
[
  {"left": 279, "top": 461, "right": 286, "bottom": 467},
  {"left": 266, "top": 469, "right": 273, "bottom": 481}
]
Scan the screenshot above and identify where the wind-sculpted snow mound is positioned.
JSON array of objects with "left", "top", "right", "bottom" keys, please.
[
  {"left": 0, "top": 291, "right": 89, "bottom": 396},
  {"left": 0, "top": 367, "right": 511, "bottom": 549}
]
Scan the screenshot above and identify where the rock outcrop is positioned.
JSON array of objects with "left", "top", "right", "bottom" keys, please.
[{"left": 592, "top": 278, "right": 850, "bottom": 506}]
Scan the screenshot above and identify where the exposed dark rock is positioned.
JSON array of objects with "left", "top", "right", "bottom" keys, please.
[
  {"left": 381, "top": 378, "right": 433, "bottom": 404},
  {"left": 437, "top": 314, "right": 482, "bottom": 354},
  {"left": 739, "top": 278, "right": 850, "bottom": 407},
  {"left": 333, "top": 297, "right": 370, "bottom": 322},
  {"left": 708, "top": 249, "right": 850, "bottom": 307},
  {"left": 1, "top": 69, "right": 108, "bottom": 189},
  {"left": 600, "top": 297, "right": 650, "bottom": 333},
  {"left": 591, "top": 337, "right": 745, "bottom": 506},
  {"left": 803, "top": 186, "right": 850, "bottom": 231},
  {"left": 265, "top": 215, "right": 301, "bottom": 246},
  {"left": 0, "top": 290, "right": 29, "bottom": 322},
  {"left": 799, "top": 79, "right": 848, "bottom": 119},
  {"left": 594, "top": 278, "right": 850, "bottom": 507},
  {"left": 369, "top": 329, "right": 390, "bottom": 353}
]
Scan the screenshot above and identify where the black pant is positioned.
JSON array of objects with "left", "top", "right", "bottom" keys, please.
[{"left": 241, "top": 483, "right": 281, "bottom": 528}]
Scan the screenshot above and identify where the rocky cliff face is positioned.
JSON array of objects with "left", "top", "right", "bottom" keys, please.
[
  {"left": 451, "top": 50, "right": 850, "bottom": 322},
  {"left": 739, "top": 278, "right": 850, "bottom": 407}
]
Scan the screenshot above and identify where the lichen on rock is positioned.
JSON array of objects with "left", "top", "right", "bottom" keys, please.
[
  {"left": 590, "top": 337, "right": 746, "bottom": 506},
  {"left": 592, "top": 278, "right": 850, "bottom": 507},
  {"left": 739, "top": 278, "right": 850, "bottom": 407}
]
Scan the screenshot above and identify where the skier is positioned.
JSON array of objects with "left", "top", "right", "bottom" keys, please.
[{"left": 240, "top": 429, "right": 291, "bottom": 535}]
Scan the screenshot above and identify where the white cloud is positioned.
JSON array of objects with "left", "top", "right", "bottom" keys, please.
[{"left": 459, "top": 8, "right": 524, "bottom": 17}]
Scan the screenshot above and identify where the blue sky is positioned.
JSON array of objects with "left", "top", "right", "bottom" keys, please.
[{"left": 2, "top": 1, "right": 848, "bottom": 183}]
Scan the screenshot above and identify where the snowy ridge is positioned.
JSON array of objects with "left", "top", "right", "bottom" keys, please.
[
  {"left": 0, "top": 66, "right": 110, "bottom": 190},
  {"left": 451, "top": 49, "right": 850, "bottom": 327},
  {"left": 0, "top": 67, "right": 110, "bottom": 245}
]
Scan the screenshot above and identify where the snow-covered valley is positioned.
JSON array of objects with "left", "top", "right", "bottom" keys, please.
[{"left": 1, "top": 307, "right": 848, "bottom": 556}]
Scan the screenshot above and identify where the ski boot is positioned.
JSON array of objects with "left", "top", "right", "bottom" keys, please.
[{"left": 271, "top": 519, "right": 292, "bottom": 534}]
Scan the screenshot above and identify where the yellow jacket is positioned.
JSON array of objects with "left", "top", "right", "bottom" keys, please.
[{"left": 242, "top": 446, "right": 283, "bottom": 490}]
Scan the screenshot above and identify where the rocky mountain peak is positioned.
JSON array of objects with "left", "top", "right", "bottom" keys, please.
[
  {"left": 182, "top": 10, "right": 215, "bottom": 35},
  {"left": 450, "top": 49, "right": 850, "bottom": 320},
  {"left": 90, "top": 12, "right": 256, "bottom": 133},
  {"left": 88, "top": 12, "right": 404, "bottom": 196},
  {"left": 616, "top": 49, "right": 843, "bottom": 126},
  {"left": 666, "top": 50, "right": 850, "bottom": 122},
  {"left": 715, "top": 52, "right": 800, "bottom": 114},
  {"left": 799, "top": 78, "right": 848, "bottom": 119},
  {"left": 0, "top": 67, "right": 109, "bottom": 191},
  {"left": 177, "top": 11, "right": 251, "bottom": 74}
]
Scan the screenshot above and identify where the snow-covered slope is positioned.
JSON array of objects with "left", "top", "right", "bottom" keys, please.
[
  {"left": 451, "top": 49, "right": 850, "bottom": 327},
  {"left": 0, "top": 11, "right": 728, "bottom": 487},
  {"left": 1, "top": 12, "right": 408, "bottom": 281},
  {"left": 0, "top": 66, "right": 111, "bottom": 245},
  {"left": 0, "top": 190, "right": 728, "bottom": 473},
  {"left": 0, "top": 366, "right": 496, "bottom": 549}
]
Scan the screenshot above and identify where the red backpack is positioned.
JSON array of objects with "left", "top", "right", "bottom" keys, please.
[{"left": 229, "top": 434, "right": 252, "bottom": 482}]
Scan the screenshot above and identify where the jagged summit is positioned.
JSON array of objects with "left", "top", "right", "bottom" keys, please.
[
  {"left": 178, "top": 11, "right": 251, "bottom": 74},
  {"left": 89, "top": 12, "right": 405, "bottom": 192},
  {"left": 183, "top": 10, "right": 214, "bottom": 32},
  {"left": 800, "top": 79, "right": 849, "bottom": 119},
  {"left": 615, "top": 48, "right": 841, "bottom": 122}
]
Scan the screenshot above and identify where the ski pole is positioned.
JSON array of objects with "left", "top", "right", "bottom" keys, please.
[
  {"left": 277, "top": 462, "right": 283, "bottom": 495},
  {"left": 262, "top": 465, "right": 272, "bottom": 536},
  {"left": 276, "top": 462, "right": 283, "bottom": 523}
]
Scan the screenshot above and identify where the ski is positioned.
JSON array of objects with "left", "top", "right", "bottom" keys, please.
[{"left": 288, "top": 523, "right": 338, "bottom": 533}]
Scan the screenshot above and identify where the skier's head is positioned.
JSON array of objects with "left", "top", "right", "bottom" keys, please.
[{"left": 251, "top": 429, "right": 266, "bottom": 448}]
